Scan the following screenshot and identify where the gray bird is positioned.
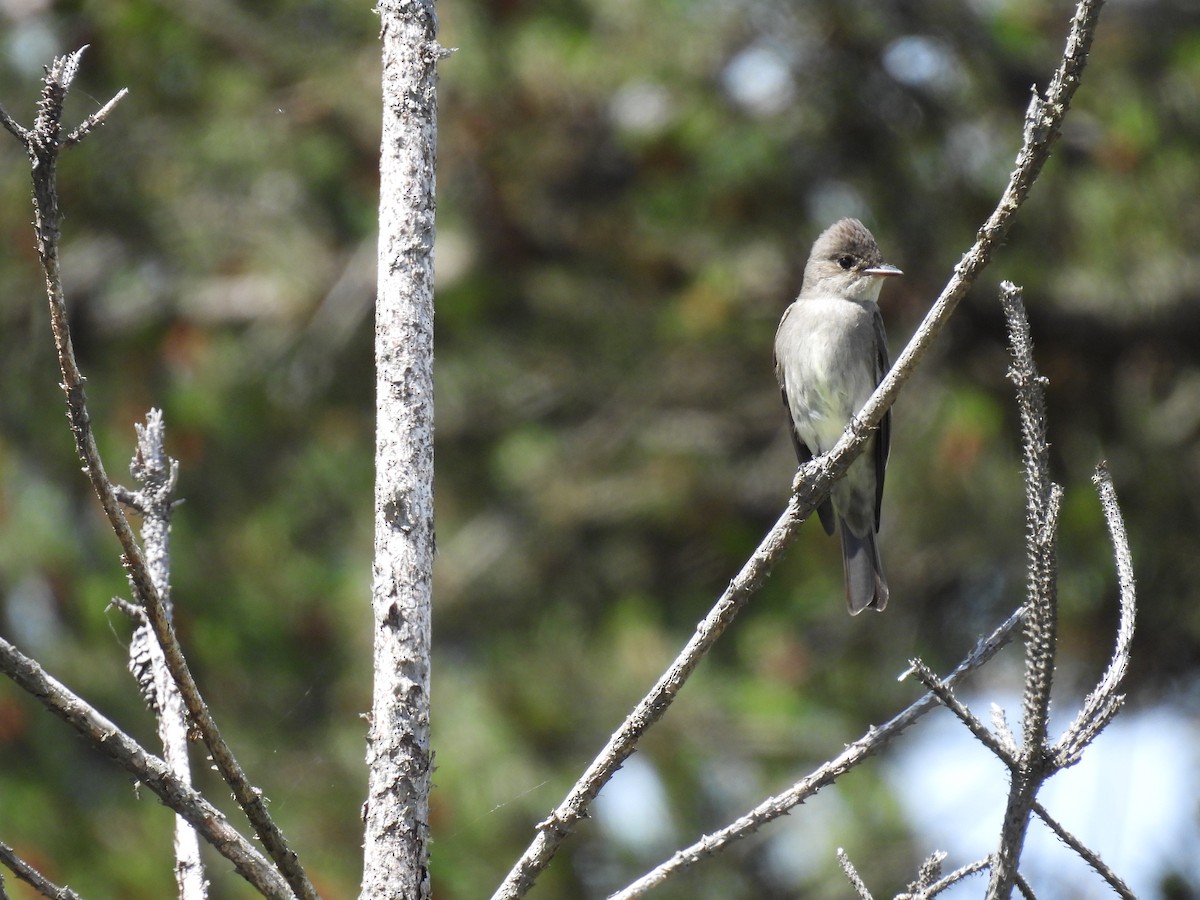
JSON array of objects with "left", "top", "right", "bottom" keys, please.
[{"left": 774, "top": 218, "right": 901, "bottom": 614}]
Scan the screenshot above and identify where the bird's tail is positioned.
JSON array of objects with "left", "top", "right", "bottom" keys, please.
[{"left": 840, "top": 521, "right": 888, "bottom": 615}]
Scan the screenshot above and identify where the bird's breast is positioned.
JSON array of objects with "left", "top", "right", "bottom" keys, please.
[{"left": 775, "top": 297, "right": 879, "bottom": 454}]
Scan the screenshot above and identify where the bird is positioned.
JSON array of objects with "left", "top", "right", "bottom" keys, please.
[{"left": 773, "top": 218, "right": 901, "bottom": 614}]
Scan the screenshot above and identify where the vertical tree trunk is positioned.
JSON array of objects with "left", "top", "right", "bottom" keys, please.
[
  {"left": 125, "top": 412, "right": 208, "bottom": 899},
  {"left": 362, "top": 2, "right": 440, "bottom": 897}
]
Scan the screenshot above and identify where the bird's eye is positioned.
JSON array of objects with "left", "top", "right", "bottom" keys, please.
[{"left": 837, "top": 255, "right": 855, "bottom": 270}]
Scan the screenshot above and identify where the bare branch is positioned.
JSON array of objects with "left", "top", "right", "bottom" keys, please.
[
  {"left": 912, "top": 850, "right": 948, "bottom": 889},
  {"left": 65, "top": 87, "right": 129, "bottom": 145},
  {"left": 0, "top": 636, "right": 294, "bottom": 899},
  {"left": 500, "top": 497, "right": 807, "bottom": 899},
  {"left": 988, "top": 283, "right": 1061, "bottom": 899},
  {"left": 793, "top": 0, "right": 1107, "bottom": 508},
  {"left": 122, "top": 410, "right": 207, "bottom": 899},
  {"left": 361, "top": 1, "right": 441, "bottom": 897},
  {"left": 0, "top": 102, "right": 26, "bottom": 141},
  {"left": 109, "top": 595, "right": 144, "bottom": 620},
  {"left": 990, "top": 703, "right": 1019, "bottom": 757},
  {"left": 837, "top": 848, "right": 874, "bottom": 900},
  {"left": 0, "top": 840, "right": 83, "bottom": 900},
  {"left": 898, "top": 855, "right": 993, "bottom": 899},
  {"left": 1014, "top": 871, "right": 1038, "bottom": 899},
  {"left": 493, "top": 1, "right": 1104, "bottom": 893},
  {"left": 609, "top": 609, "right": 1025, "bottom": 899},
  {"left": 32, "top": 47, "right": 87, "bottom": 140},
  {"left": 1056, "top": 694, "right": 1123, "bottom": 771},
  {"left": 1002, "top": 282, "right": 1059, "bottom": 760},
  {"left": 1, "top": 48, "right": 315, "bottom": 900},
  {"left": 907, "top": 659, "right": 1018, "bottom": 769},
  {"left": 113, "top": 483, "right": 144, "bottom": 512},
  {"left": 1031, "top": 802, "right": 1136, "bottom": 899},
  {"left": 928, "top": 289, "right": 1132, "bottom": 899},
  {"left": 988, "top": 283, "right": 1136, "bottom": 898},
  {"left": 1053, "top": 464, "right": 1136, "bottom": 767}
]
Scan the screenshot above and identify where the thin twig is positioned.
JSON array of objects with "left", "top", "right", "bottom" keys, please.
[
  {"left": 837, "top": 849, "right": 874, "bottom": 900},
  {"left": 897, "top": 855, "right": 992, "bottom": 900},
  {"left": 910, "top": 850, "right": 947, "bottom": 891},
  {"left": 0, "top": 840, "right": 83, "bottom": 900},
  {"left": 907, "top": 659, "right": 1017, "bottom": 769},
  {"left": 1013, "top": 871, "right": 1038, "bottom": 899},
  {"left": 1053, "top": 464, "right": 1135, "bottom": 767},
  {"left": 609, "top": 609, "right": 1025, "bottom": 899},
  {"left": 1031, "top": 801, "right": 1136, "bottom": 899},
  {"left": 493, "top": 2, "right": 1102, "bottom": 892},
  {"left": 65, "top": 87, "right": 128, "bottom": 145},
  {"left": 1, "top": 49, "right": 317, "bottom": 900},
  {"left": 0, "top": 101, "right": 25, "bottom": 140},
  {"left": 0, "top": 636, "right": 294, "bottom": 899},
  {"left": 990, "top": 703, "right": 1019, "bottom": 757}
]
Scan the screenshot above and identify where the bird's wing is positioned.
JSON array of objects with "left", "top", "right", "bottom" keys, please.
[
  {"left": 775, "top": 304, "right": 836, "bottom": 535},
  {"left": 873, "top": 306, "right": 890, "bottom": 529},
  {"left": 773, "top": 308, "right": 807, "bottom": 439}
]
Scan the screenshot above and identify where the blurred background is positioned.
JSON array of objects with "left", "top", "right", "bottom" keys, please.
[{"left": 0, "top": 0, "right": 1198, "bottom": 897}]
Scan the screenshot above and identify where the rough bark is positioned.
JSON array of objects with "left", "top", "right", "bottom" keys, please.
[
  {"left": 361, "top": 2, "right": 442, "bottom": 897},
  {"left": 124, "top": 411, "right": 207, "bottom": 899}
]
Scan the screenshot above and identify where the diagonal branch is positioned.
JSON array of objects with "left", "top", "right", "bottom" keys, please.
[
  {"left": 1031, "top": 802, "right": 1135, "bottom": 899},
  {"left": 65, "top": 86, "right": 128, "bottom": 145},
  {"left": 0, "top": 102, "right": 26, "bottom": 141},
  {"left": 496, "top": 496, "right": 807, "bottom": 900},
  {"left": 837, "top": 848, "right": 874, "bottom": 900},
  {"left": 0, "top": 840, "right": 83, "bottom": 900},
  {"left": 990, "top": 703, "right": 1020, "bottom": 757},
  {"left": 0, "top": 636, "right": 293, "bottom": 899},
  {"left": 1, "top": 48, "right": 316, "bottom": 900},
  {"left": 493, "top": 1, "right": 1104, "bottom": 895},
  {"left": 609, "top": 608, "right": 1025, "bottom": 899},
  {"left": 908, "top": 850, "right": 949, "bottom": 894},
  {"left": 898, "top": 855, "right": 993, "bottom": 899},
  {"left": 1013, "top": 871, "right": 1038, "bottom": 899},
  {"left": 907, "top": 658, "right": 1018, "bottom": 770},
  {"left": 800, "top": 0, "right": 1106, "bottom": 504}
]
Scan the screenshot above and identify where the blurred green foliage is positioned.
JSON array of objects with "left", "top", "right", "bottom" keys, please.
[{"left": 0, "top": 0, "right": 1198, "bottom": 897}]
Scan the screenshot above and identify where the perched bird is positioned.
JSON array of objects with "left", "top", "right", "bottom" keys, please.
[{"left": 774, "top": 219, "right": 901, "bottom": 614}]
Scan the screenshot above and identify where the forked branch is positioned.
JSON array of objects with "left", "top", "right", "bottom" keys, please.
[
  {"left": 610, "top": 609, "right": 1025, "bottom": 899},
  {"left": 858, "top": 286, "right": 1137, "bottom": 899},
  {"left": 493, "top": 1, "right": 1105, "bottom": 895},
  {"left": 0, "top": 635, "right": 293, "bottom": 899},
  {"left": 0, "top": 48, "right": 315, "bottom": 900}
]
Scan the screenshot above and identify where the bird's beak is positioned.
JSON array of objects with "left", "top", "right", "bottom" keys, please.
[{"left": 864, "top": 264, "right": 903, "bottom": 278}]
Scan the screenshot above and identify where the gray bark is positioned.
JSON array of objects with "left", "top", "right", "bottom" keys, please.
[
  {"left": 361, "top": 1, "right": 442, "bottom": 897},
  {"left": 125, "top": 411, "right": 207, "bottom": 899}
]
